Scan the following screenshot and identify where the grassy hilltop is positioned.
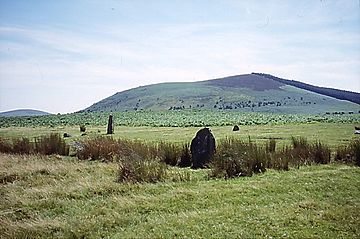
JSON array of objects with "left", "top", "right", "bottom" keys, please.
[{"left": 83, "top": 73, "right": 360, "bottom": 114}]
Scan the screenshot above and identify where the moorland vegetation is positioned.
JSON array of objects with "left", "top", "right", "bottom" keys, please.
[{"left": 1, "top": 110, "right": 360, "bottom": 238}]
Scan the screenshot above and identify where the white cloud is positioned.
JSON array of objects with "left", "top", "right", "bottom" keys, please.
[{"left": 0, "top": 8, "right": 359, "bottom": 113}]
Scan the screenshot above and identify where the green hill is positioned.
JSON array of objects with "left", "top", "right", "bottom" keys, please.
[
  {"left": 83, "top": 73, "right": 360, "bottom": 114},
  {"left": 0, "top": 109, "right": 51, "bottom": 117}
]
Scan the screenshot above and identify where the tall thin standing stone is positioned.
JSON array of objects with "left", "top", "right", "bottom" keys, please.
[{"left": 107, "top": 114, "right": 114, "bottom": 134}]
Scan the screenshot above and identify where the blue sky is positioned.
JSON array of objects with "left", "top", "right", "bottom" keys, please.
[{"left": 0, "top": 0, "right": 359, "bottom": 113}]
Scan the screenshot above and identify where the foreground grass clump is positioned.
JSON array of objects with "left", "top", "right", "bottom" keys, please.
[
  {"left": 76, "top": 136, "right": 192, "bottom": 166},
  {"left": 12, "top": 137, "right": 33, "bottom": 154},
  {"left": 210, "top": 137, "right": 335, "bottom": 179},
  {"left": 158, "top": 142, "right": 193, "bottom": 167},
  {"left": 158, "top": 142, "right": 181, "bottom": 166},
  {"left": 76, "top": 136, "right": 159, "bottom": 162},
  {"left": 118, "top": 157, "right": 167, "bottom": 183},
  {"left": 0, "top": 133, "right": 69, "bottom": 156},
  {"left": 210, "top": 138, "right": 267, "bottom": 178},
  {"left": 335, "top": 139, "right": 360, "bottom": 166},
  {"left": 1, "top": 153, "right": 359, "bottom": 238},
  {"left": 35, "top": 133, "right": 69, "bottom": 156},
  {"left": 76, "top": 136, "right": 123, "bottom": 161},
  {"left": 288, "top": 136, "right": 331, "bottom": 166},
  {"left": 77, "top": 137, "right": 190, "bottom": 183}
]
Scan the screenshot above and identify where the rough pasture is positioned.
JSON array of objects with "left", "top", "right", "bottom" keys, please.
[
  {"left": 1, "top": 154, "right": 359, "bottom": 238},
  {"left": 0, "top": 111, "right": 359, "bottom": 128}
]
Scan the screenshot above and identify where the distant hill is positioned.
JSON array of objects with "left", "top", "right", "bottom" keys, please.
[
  {"left": 82, "top": 73, "right": 360, "bottom": 114},
  {"left": 0, "top": 109, "right": 51, "bottom": 117}
]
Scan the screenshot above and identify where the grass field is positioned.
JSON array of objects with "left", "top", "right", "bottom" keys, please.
[
  {"left": 1, "top": 153, "right": 359, "bottom": 238},
  {"left": 1, "top": 117, "right": 360, "bottom": 238},
  {"left": 0, "top": 122, "right": 358, "bottom": 149},
  {"left": 1, "top": 111, "right": 359, "bottom": 128}
]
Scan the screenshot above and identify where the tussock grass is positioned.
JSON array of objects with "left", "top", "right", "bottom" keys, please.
[
  {"left": 12, "top": 137, "right": 33, "bottom": 154},
  {"left": 76, "top": 136, "right": 121, "bottom": 161},
  {"left": 210, "top": 137, "right": 334, "bottom": 179},
  {"left": 288, "top": 137, "right": 331, "bottom": 166},
  {"left": 158, "top": 142, "right": 179, "bottom": 166},
  {"left": 0, "top": 138, "right": 12, "bottom": 153},
  {"left": 178, "top": 143, "right": 192, "bottom": 167},
  {"left": 76, "top": 137, "right": 191, "bottom": 183},
  {"left": 335, "top": 139, "right": 360, "bottom": 166},
  {"left": 35, "top": 133, "right": 69, "bottom": 156},
  {"left": 1, "top": 153, "right": 359, "bottom": 238},
  {"left": 312, "top": 141, "right": 331, "bottom": 164},
  {"left": 118, "top": 157, "right": 168, "bottom": 183},
  {"left": 0, "top": 133, "right": 355, "bottom": 185},
  {"left": 266, "top": 137, "right": 276, "bottom": 153},
  {"left": 210, "top": 138, "right": 267, "bottom": 178},
  {"left": 76, "top": 136, "right": 159, "bottom": 162},
  {"left": 0, "top": 133, "right": 69, "bottom": 156}
]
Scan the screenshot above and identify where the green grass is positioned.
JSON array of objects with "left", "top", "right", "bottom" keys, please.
[
  {"left": 1, "top": 153, "right": 359, "bottom": 238},
  {"left": 1, "top": 117, "right": 359, "bottom": 237},
  {"left": 1, "top": 110, "right": 359, "bottom": 128},
  {"left": 0, "top": 123, "right": 358, "bottom": 149}
]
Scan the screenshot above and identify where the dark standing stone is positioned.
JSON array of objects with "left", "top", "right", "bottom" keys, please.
[
  {"left": 190, "top": 128, "right": 216, "bottom": 169},
  {"left": 80, "top": 125, "right": 86, "bottom": 132},
  {"left": 107, "top": 114, "right": 114, "bottom": 134},
  {"left": 233, "top": 125, "right": 240, "bottom": 131}
]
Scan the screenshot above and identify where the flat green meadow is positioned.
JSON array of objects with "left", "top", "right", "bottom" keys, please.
[
  {"left": 1, "top": 112, "right": 360, "bottom": 238},
  {"left": 0, "top": 122, "right": 358, "bottom": 148}
]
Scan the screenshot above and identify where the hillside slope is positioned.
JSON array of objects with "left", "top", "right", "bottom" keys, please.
[
  {"left": 0, "top": 109, "right": 51, "bottom": 117},
  {"left": 83, "top": 74, "right": 360, "bottom": 114},
  {"left": 253, "top": 73, "right": 360, "bottom": 104}
]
